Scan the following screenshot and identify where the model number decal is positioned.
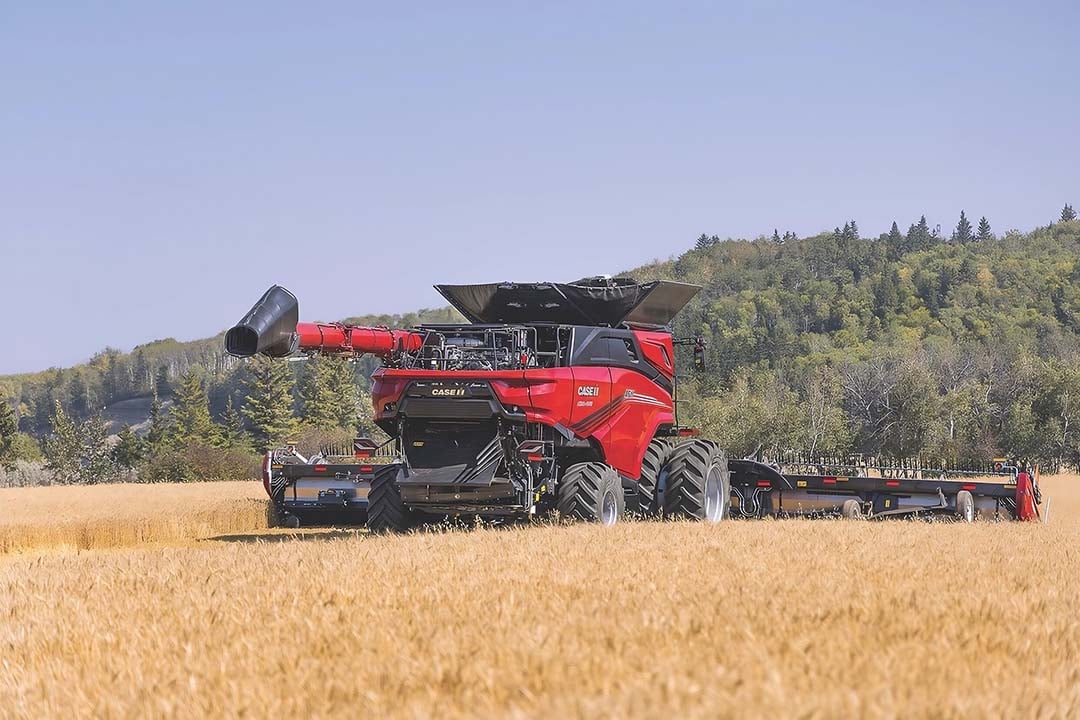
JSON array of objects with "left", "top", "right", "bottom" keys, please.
[{"left": 577, "top": 385, "right": 600, "bottom": 397}]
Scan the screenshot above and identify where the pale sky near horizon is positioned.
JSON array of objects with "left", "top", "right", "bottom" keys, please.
[{"left": 2, "top": 1, "right": 1077, "bottom": 374}]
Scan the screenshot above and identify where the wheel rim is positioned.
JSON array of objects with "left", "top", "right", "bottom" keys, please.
[
  {"left": 601, "top": 488, "right": 618, "bottom": 526},
  {"left": 704, "top": 464, "right": 724, "bottom": 522}
]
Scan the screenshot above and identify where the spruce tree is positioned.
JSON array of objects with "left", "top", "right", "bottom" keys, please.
[
  {"left": 976, "top": 216, "right": 993, "bottom": 243},
  {"left": 301, "top": 356, "right": 359, "bottom": 430},
  {"left": 43, "top": 401, "right": 118, "bottom": 484},
  {"left": 217, "top": 396, "right": 249, "bottom": 449},
  {"left": 242, "top": 356, "right": 298, "bottom": 451},
  {"left": 111, "top": 424, "right": 145, "bottom": 469},
  {"left": 907, "top": 216, "right": 932, "bottom": 252},
  {"left": 169, "top": 370, "right": 217, "bottom": 445},
  {"left": 0, "top": 397, "right": 18, "bottom": 470},
  {"left": 885, "top": 221, "right": 904, "bottom": 259},
  {"left": 771, "top": 229, "right": 781, "bottom": 244},
  {"left": 951, "top": 211, "right": 974, "bottom": 244},
  {"left": 145, "top": 391, "right": 167, "bottom": 451},
  {"left": 1062, "top": 204, "right": 1077, "bottom": 222}
]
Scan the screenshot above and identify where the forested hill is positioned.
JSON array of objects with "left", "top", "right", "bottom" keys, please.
[
  {"left": 633, "top": 210, "right": 1080, "bottom": 468},
  {"left": 3, "top": 205, "right": 1080, "bottom": 470}
]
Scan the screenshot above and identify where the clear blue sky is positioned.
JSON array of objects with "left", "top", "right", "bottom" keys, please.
[{"left": 2, "top": 1, "right": 1076, "bottom": 374}]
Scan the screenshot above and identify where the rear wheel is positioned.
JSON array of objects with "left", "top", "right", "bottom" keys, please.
[
  {"left": 557, "top": 462, "right": 625, "bottom": 526},
  {"left": 367, "top": 465, "right": 418, "bottom": 533},
  {"left": 663, "top": 440, "right": 730, "bottom": 522},
  {"left": 636, "top": 438, "right": 675, "bottom": 517},
  {"left": 956, "top": 490, "right": 976, "bottom": 523},
  {"left": 841, "top": 498, "right": 864, "bottom": 520}
]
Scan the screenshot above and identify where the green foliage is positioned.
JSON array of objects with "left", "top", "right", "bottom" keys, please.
[
  {"left": 111, "top": 424, "right": 145, "bottom": 469},
  {"left": 951, "top": 210, "right": 974, "bottom": 244},
  {"left": 168, "top": 370, "right": 219, "bottom": 446},
  {"left": 216, "top": 396, "right": 249, "bottom": 450},
  {"left": 241, "top": 356, "right": 298, "bottom": 451},
  {"left": 976, "top": 216, "right": 993, "bottom": 243},
  {"left": 1061, "top": 204, "right": 1076, "bottom": 223},
  {"left": 43, "top": 401, "right": 120, "bottom": 485},
  {"left": 300, "top": 356, "right": 359, "bottom": 430},
  {"left": 0, "top": 397, "right": 17, "bottom": 470}
]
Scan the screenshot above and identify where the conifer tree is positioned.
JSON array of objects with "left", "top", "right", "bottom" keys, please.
[
  {"left": 1062, "top": 203, "right": 1077, "bottom": 222},
  {"left": 885, "top": 221, "right": 904, "bottom": 258},
  {"left": 301, "top": 356, "right": 359, "bottom": 430},
  {"left": 145, "top": 391, "right": 167, "bottom": 451},
  {"left": 43, "top": 401, "right": 118, "bottom": 484},
  {"left": 976, "top": 216, "right": 994, "bottom": 243},
  {"left": 111, "top": 424, "right": 145, "bottom": 469},
  {"left": 0, "top": 397, "right": 17, "bottom": 470},
  {"left": 907, "top": 216, "right": 932, "bottom": 252},
  {"left": 217, "top": 396, "right": 249, "bottom": 449},
  {"left": 242, "top": 356, "right": 298, "bottom": 451},
  {"left": 771, "top": 229, "right": 781, "bottom": 244},
  {"left": 169, "top": 369, "right": 217, "bottom": 445},
  {"left": 951, "top": 211, "right": 974, "bottom": 244}
]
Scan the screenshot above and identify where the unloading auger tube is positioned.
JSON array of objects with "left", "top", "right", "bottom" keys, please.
[{"left": 225, "top": 280, "right": 1046, "bottom": 530}]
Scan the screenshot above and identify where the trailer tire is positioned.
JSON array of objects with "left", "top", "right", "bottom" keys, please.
[
  {"left": 841, "top": 498, "right": 864, "bottom": 520},
  {"left": 663, "top": 440, "right": 730, "bottom": 522},
  {"left": 956, "top": 490, "right": 976, "bottom": 523},
  {"left": 636, "top": 438, "right": 674, "bottom": 517},
  {"left": 557, "top": 462, "right": 625, "bottom": 526},
  {"left": 367, "top": 465, "right": 418, "bottom": 534}
]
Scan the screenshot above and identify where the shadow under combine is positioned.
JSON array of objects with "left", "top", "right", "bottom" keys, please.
[{"left": 206, "top": 528, "right": 368, "bottom": 544}]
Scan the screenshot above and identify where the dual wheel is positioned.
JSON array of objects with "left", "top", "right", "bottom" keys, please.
[{"left": 634, "top": 438, "right": 730, "bottom": 523}]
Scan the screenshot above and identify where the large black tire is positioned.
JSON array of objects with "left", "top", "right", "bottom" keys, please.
[
  {"left": 636, "top": 438, "right": 675, "bottom": 517},
  {"left": 367, "top": 464, "right": 418, "bottom": 534},
  {"left": 556, "top": 462, "right": 625, "bottom": 526},
  {"left": 663, "top": 440, "right": 730, "bottom": 522}
]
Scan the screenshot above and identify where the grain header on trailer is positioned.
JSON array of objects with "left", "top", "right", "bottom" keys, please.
[{"left": 225, "top": 278, "right": 1045, "bottom": 530}]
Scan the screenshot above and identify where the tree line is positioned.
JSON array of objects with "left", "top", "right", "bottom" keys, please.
[
  {"left": 2, "top": 203, "right": 1079, "bottom": 482},
  {"left": 657, "top": 203, "right": 1080, "bottom": 470}
]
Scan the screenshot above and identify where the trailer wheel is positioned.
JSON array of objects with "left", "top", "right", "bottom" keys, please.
[
  {"left": 955, "top": 490, "right": 976, "bottom": 523},
  {"left": 556, "top": 462, "right": 625, "bottom": 526},
  {"left": 841, "top": 498, "right": 864, "bottom": 520},
  {"left": 663, "top": 440, "right": 730, "bottom": 522},
  {"left": 636, "top": 438, "right": 674, "bottom": 517},
  {"left": 367, "top": 465, "right": 418, "bottom": 534}
]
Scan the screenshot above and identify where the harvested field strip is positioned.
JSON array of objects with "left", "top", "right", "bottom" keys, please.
[
  {"left": 1, "top": 481, "right": 269, "bottom": 554},
  {"left": 0, "top": 476, "right": 1077, "bottom": 718}
]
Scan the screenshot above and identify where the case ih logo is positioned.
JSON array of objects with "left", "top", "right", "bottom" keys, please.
[
  {"left": 431, "top": 387, "right": 466, "bottom": 397},
  {"left": 577, "top": 385, "right": 600, "bottom": 397}
]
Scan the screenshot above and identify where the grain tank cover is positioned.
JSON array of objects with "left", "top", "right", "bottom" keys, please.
[{"left": 434, "top": 277, "right": 700, "bottom": 327}]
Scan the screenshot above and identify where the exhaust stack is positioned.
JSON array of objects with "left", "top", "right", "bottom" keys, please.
[{"left": 225, "top": 285, "right": 300, "bottom": 358}]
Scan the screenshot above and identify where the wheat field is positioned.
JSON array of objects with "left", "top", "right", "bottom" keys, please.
[
  {"left": 0, "top": 482, "right": 269, "bottom": 554},
  {"left": 2, "top": 477, "right": 1078, "bottom": 718}
]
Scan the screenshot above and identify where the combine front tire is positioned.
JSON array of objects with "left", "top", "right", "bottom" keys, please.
[
  {"left": 663, "top": 440, "right": 730, "bottom": 522},
  {"left": 636, "top": 438, "right": 674, "bottom": 517},
  {"left": 557, "top": 462, "right": 625, "bottom": 526},
  {"left": 367, "top": 465, "right": 418, "bottom": 534}
]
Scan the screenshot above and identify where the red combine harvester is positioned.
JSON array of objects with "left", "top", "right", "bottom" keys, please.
[{"left": 226, "top": 278, "right": 1045, "bottom": 531}]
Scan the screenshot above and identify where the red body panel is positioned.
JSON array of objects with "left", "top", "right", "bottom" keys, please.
[
  {"left": 371, "top": 365, "right": 674, "bottom": 479},
  {"left": 1015, "top": 472, "right": 1038, "bottom": 521}
]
